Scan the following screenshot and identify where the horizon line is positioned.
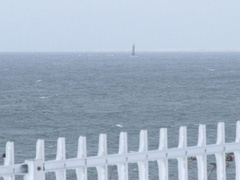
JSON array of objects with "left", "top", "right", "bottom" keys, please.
[{"left": 1, "top": 48, "right": 240, "bottom": 53}]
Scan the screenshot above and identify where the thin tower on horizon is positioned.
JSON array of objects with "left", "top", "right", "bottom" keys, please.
[{"left": 132, "top": 44, "right": 135, "bottom": 56}]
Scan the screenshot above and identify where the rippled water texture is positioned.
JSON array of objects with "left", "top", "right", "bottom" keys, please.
[{"left": 0, "top": 52, "right": 240, "bottom": 179}]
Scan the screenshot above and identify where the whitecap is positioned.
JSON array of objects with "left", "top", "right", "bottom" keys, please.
[
  {"left": 40, "top": 96, "right": 49, "bottom": 99},
  {"left": 36, "top": 80, "right": 42, "bottom": 83},
  {"left": 115, "top": 124, "right": 123, "bottom": 128}
]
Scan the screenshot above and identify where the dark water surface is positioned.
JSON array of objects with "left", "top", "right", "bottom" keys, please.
[{"left": 0, "top": 52, "right": 240, "bottom": 179}]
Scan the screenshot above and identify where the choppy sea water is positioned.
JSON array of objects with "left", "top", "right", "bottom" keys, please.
[{"left": 0, "top": 52, "right": 240, "bottom": 179}]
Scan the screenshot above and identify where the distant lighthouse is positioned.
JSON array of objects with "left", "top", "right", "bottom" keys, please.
[{"left": 132, "top": 44, "right": 135, "bottom": 56}]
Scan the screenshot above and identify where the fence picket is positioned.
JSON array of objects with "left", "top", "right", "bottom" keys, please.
[
  {"left": 196, "top": 124, "right": 207, "bottom": 180},
  {"left": 3, "top": 142, "right": 15, "bottom": 180},
  {"left": 117, "top": 132, "right": 128, "bottom": 180},
  {"left": 96, "top": 134, "right": 108, "bottom": 180},
  {"left": 177, "top": 126, "right": 188, "bottom": 180},
  {"left": 55, "top": 138, "right": 66, "bottom": 180},
  {"left": 137, "top": 130, "right": 148, "bottom": 180},
  {"left": 1, "top": 121, "right": 240, "bottom": 180},
  {"left": 76, "top": 136, "right": 87, "bottom": 180},
  {"left": 215, "top": 122, "right": 226, "bottom": 180},
  {"left": 36, "top": 139, "right": 45, "bottom": 161},
  {"left": 157, "top": 128, "right": 168, "bottom": 180}
]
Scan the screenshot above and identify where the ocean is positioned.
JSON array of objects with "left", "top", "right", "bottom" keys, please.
[{"left": 0, "top": 52, "right": 240, "bottom": 179}]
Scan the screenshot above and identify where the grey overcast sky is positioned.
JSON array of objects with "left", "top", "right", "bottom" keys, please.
[{"left": 0, "top": 0, "right": 240, "bottom": 52}]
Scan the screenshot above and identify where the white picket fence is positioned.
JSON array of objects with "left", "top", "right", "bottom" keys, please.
[{"left": 1, "top": 121, "right": 240, "bottom": 180}]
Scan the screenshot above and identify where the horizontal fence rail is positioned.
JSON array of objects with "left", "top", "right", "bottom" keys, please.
[{"left": 0, "top": 121, "right": 240, "bottom": 180}]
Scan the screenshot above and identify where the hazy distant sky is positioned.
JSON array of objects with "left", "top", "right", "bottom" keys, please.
[{"left": 0, "top": 0, "right": 240, "bottom": 52}]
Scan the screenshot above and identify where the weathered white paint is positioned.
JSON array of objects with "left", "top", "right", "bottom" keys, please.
[
  {"left": 1, "top": 121, "right": 240, "bottom": 180},
  {"left": 55, "top": 138, "right": 66, "bottom": 180},
  {"left": 137, "top": 130, "right": 149, "bottom": 180},
  {"left": 157, "top": 128, "right": 168, "bottom": 180},
  {"left": 3, "top": 142, "right": 14, "bottom": 180},
  {"left": 215, "top": 123, "right": 226, "bottom": 180},
  {"left": 96, "top": 134, "right": 108, "bottom": 180},
  {"left": 76, "top": 136, "right": 87, "bottom": 180},
  {"left": 36, "top": 139, "right": 45, "bottom": 161},
  {"left": 117, "top": 132, "right": 128, "bottom": 180},
  {"left": 196, "top": 124, "right": 207, "bottom": 180},
  {"left": 177, "top": 126, "right": 188, "bottom": 180}
]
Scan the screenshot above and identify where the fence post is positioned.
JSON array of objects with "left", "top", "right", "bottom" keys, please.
[
  {"left": 196, "top": 124, "right": 207, "bottom": 180},
  {"left": 177, "top": 126, "right": 188, "bottom": 180},
  {"left": 157, "top": 128, "right": 168, "bottom": 180},
  {"left": 24, "top": 160, "right": 45, "bottom": 180},
  {"left": 137, "top": 130, "right": 149, "bottom": 180},
  {"left": 215, "top": 122, "right": 226, "bottom": 180}
]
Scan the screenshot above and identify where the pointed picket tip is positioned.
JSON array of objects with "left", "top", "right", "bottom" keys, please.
[
  {"left": 98, "top": 134, "right": 107, "bottom": 156},
  {"left": 56, "top": 137, "right": 66, "bottom": 161},
  {"left": 216, "top": 122, "right": 225, "bottom": 144},
  {"left": 178, "top": 126, "right": 187, "bottom": 148},
  {"left": 197, "top": 124, "right": 206, "bottom": 147},
  {"left": 36, "top": 139, "right": 45, "bottom": 161},
  {"left": 159, "top": 128, "right": 168, "bottom": 150},
  {"left": 4, "top": 141, "right": 14, "bottom": 166},
  {"left": 118, "top": 132, "right": 128, "bottom": 154},
  {"left": 139, "top": 130, "right": 148, "bottom": 153},
  {"left": 77, "top": 136, "right": 87, "bottom": 159}
]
